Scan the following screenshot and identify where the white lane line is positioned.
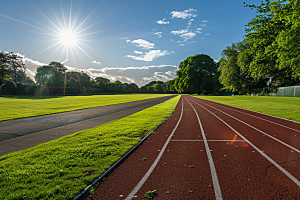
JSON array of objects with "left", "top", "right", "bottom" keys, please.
[
  {"left": 189, "top": 98, "right": 300, "bottom": 154},
  {"left": 186, "top": 98, "right": 223, "bottom": 200},
  {"left": 126, "top": 97, "right": 184, "bottom": 200},
  {"left": 192, "top": 98, "right": 300, "bottom": 133},
  {"left": 171, "top": 140, "right": 245, "bottom": 142},
  {"left": 190, "top": 97, "right": 300, "bottom": 187}
]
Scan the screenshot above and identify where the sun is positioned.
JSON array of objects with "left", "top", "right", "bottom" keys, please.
[{"left": 60, "top": 30, "right": 77, "bottom": 46}]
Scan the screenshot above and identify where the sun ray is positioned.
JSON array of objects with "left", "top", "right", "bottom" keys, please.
[
  {"left": 73, "top": 2, "right": 103, "bottom": 33},
  {"left": 28, "top": 1, "right": 63, "bottom": 35},
  {"left": 74, "top": 43, "right": 94, "bottom": 60},
  {"left": 32, "top": 41, "right": 63, "bottom": 57},
  {"left": 48, "top": 2, "right": 66, "bottom": 32},
  {"left": 59, "top": 0, "right": 68, "bottom": 32},
  {"left": 45, "top": 42, "right": 64, "bottom": 63},
  {"left": 75, "top": 6, "right": 121, "bottom": 35},
  {"left": 69, "top": 0, "right": 72, "bottom": 31}
]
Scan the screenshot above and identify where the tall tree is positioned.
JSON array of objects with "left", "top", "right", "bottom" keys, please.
[{"left": 175, "top": 54, "right": 220, "bottom": 94}]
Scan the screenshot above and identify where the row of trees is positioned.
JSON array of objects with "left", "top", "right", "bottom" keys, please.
[
  {"left": 218, "top": 0, "right": 300, "bottom": 94},
  {"left": 0, "top": 51, "right": 223, "bottom": 95}
]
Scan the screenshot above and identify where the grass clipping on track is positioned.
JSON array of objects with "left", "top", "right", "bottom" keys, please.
[
  {"left": 0, "top": 94, "right": 173, "bottom": 121},
  {"left": 0, "top": 95, "right": 180, "bottom": 200},
  {"left": 193, "top": 95, "right": 300, "bottom": 123}
]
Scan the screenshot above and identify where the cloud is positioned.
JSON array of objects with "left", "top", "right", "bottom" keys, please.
[
  {"left": 187, "top": 19, "right": 194, "bottom": 28},
  {"left": 202, "top": 20, "right": 209, "bottom": 23},
  {"left": 86, "top": 65, "right": 178, "bottom": 86},
  {"left": 170, "top": 8, "right": 197, "bottom": 19},
  {"left": 134, "top": 51, "right": 143, "bottom": 54},
  {"left": 156, "top": 18, "right": 169, "bottom": 24},
  {"left": 91, "top": 60, "right": 101, "bottom": 65},
  {"left": 131, "top": 39, "right": 155, "bottom": 50},
  {"left": 126, "top": 50, "right": 172, "bottom": 62},
  {"left": 126, "top": 39, "right": 130, "bottom": 42},
  {"left": 180, "top": 32, "right": 196, "bottom": 42},
  {"left": 154, "top": 32, "right": 162, "bottom": 38},
  {"left": 171, "top": 29, "right": 189, "bottom": 35},
  {"left": 143, "top": 70, "right": 177, "bottom": 82},
  {"left": 171, "top": 29, "right": 196, "bottom": 42},
  {"left": 201, "top": 24, "right": 207, "bottom": 27},
  {"left": 205, "top": 33, "right": 210, "bottom": 36}
]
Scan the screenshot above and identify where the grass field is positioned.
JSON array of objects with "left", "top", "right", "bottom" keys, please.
[
  {"left": 193, "top": 95, "right": 300, "bottom": 123},
  {"left": 0, "top": 94, "right": 173, "bottom": 121},
  {"left": 0, "top": 95, "right": 180, "bottom": 200}
]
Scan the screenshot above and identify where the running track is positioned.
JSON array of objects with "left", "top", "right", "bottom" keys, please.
[{"left": 86, "top": 95, "right": 300, "bottom": 199}]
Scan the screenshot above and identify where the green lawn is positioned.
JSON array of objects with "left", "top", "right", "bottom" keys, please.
[
  {"left": 0, "top": 94, "right": 173, "bottom": 121},
  {"left": 0, "top": 95, "right": 180, "bottom": 200},
  {"left": 192, "top": 95, "right": 300, "bottom": 123}
]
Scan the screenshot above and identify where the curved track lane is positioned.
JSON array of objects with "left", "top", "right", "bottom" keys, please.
[{"left": 85, "top": 96, "right": 300, "bottom": 200}]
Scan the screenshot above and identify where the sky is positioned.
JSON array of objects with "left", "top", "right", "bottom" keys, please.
[{"left": 0, "top": 0, "right": 261, "bottom": 86}]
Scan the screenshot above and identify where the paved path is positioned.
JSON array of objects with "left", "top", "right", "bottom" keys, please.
[
  {"left": 87, "top": 95, "right": 300, "bottom": 199},
  {"left": 0, "top": 95, "right": 175, "bottom": 157}
]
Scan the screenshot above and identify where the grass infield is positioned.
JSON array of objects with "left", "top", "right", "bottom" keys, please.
[
  {"left": 0, "top": 94, "right": 173, "bottom": 121},
  {"left": 0, "top": 95, "right": 180, "bottom": 200},
  {"left": 192, "top": 95, "right": 300, "bottom": 123}
]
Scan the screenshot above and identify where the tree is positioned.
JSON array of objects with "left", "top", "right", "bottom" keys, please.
[
  {"left": 0, "top": 51, "right": 9, "bottom": 84},
  {"left": 272, "top": 0, "right": 300, "bottom": 79},
  {"left": 6, "top": 52, "right": 26, "bottom": 83},
  {"left": 35, "top": 61, "right": 66, "bottom": 94},
  {"left": 243, "top": 0, "right": 300, "bottom": 86},
  {"left": 175, "top": 54, "right": 220, "bottom": 94}
]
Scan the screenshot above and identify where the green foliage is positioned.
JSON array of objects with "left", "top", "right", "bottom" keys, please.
[
  {"left": 219, "top": 41, "right": 268, "bottom": 94},
  {"left": 0, "top": 94, "right": 174, "bottom": 121},
  {"left": 175, "top": 54, "right": 221, "bottom": 94},
  {"left": 0, "top": 95, "right": 179, "bottom": 200},
  {"left": 144, "top": 190, "right": 158, "bottom": 199},
  {"left": 193, "top": 95, "right": 300, "bottom": 122}
]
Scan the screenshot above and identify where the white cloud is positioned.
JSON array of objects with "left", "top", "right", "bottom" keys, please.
[
  {"left": 179, "top": 44, "right": 185, "bottom": 46},
  {"left": 143, "top": 70, "right": 177, "bottom": 82},
  {"left": 126, "top": 50, "right": 172, "bottom": 62},
  {"left": 205, "top": 33, "right": 210, "bottom": 36},
  {"left": 180, "top": 32, "right": 196, "bottom": 42},
  {"left": 187, "top": 19, "right": 194, "bottom": 28},
  {"left": 134, "top": 51, "right": 143, "bottom": 54},
  {"left": 91, "top": 60, "right": 101, "bottom": 65},
  {"left": 156, "top": 18, "right": 169, "bottom": 24},
  {"left": 201, "top": 24, "right": 207, "bottom": 27},
  {"left": 154, "top": 32, "right": 162, "bottom": 38},
  {"left": 170, "top": 8, "right": 197, "bottom": 19},
  {"left": 126, "top": 39, "right": 130, "bottom": 43},
  {"left": 171, "top": 29, "right": 196, "bottom": 42},
  {"left": 202, "top": 20, "right": 209, "bottom": 23},
  {"left": 131, "top": 39, "right": 155, "bottom": 50},
  {"left": 171, "top": 29, "right": 189, "bottom": 35}
]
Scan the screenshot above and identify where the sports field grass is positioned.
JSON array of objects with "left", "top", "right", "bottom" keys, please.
[
  {"left": 0, "top": 95, "right": 180, "bottom": 200},
  {"left": 193, "top": 95, "right": 300, "bottom": 123},
  {"left": 0, "top": 94, "right": 173, "bottom": 121}
]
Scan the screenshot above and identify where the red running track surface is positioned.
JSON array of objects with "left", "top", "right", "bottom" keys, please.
[{"left": 85, "top": 95, "right": 300, "bottom": 200}]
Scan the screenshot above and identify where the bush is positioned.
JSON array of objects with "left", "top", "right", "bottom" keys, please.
[{"left": 1, "top": 81, "right": 17, "bottom": 95}]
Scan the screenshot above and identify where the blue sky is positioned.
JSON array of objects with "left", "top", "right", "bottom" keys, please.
[{"left": 0, "top": 0, "right": 261, "bottom": 86}]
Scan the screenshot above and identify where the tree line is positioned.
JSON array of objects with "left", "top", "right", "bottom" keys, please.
[{"left": 1, "top": 0, "right": 299, "bottom": 96}]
